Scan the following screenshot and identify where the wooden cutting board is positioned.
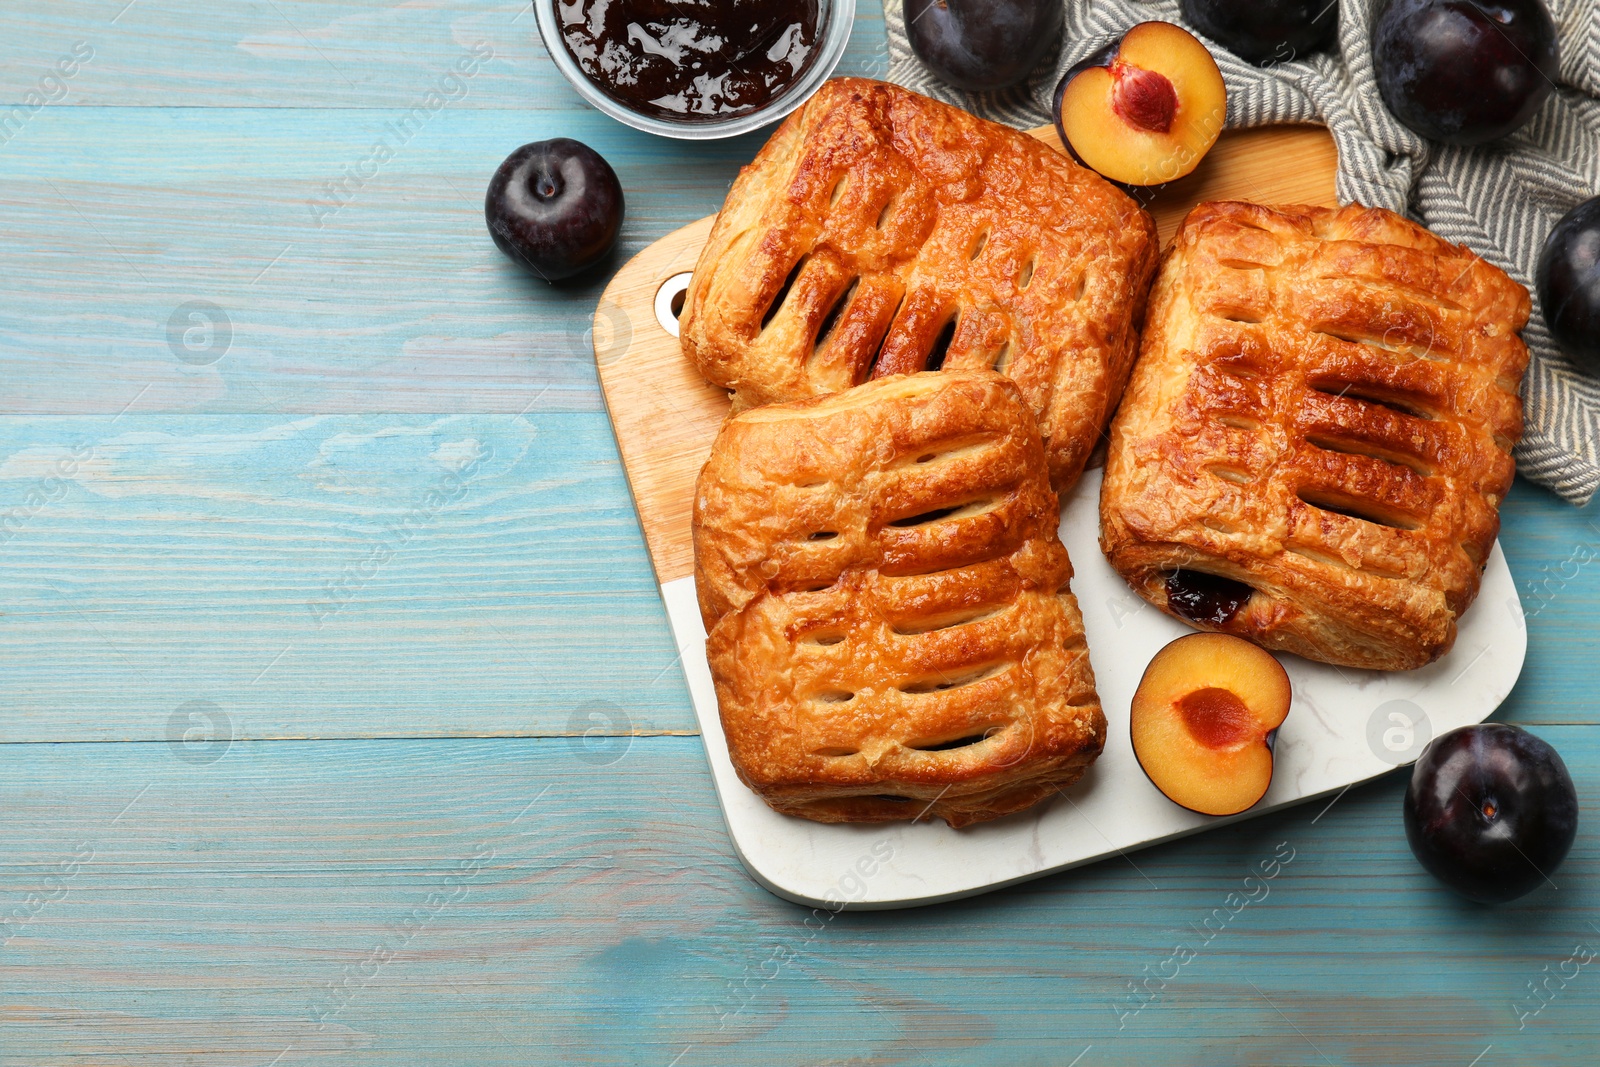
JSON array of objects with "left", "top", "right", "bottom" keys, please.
[
  {"left": 592, "top": 124, "right": 1339, "bottom": 587},
  {"left": 585, "top": 123, "right": 1531, "bottom": 910}
]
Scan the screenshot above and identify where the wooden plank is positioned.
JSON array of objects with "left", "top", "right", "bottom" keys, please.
[
  {"left": 0, "top": 730, "right": 1595, "bottom": 1063},
  {"left": 0, "top": 3, "right": 889, "bottom": 110},
  {"left": 0, "top": 106, "right": 789, "bottom": 418},
  {"left": 595, "top": 125, "right": 1339, "bottom": 586},
  {"left": 0, "top": 412, "right": 696, "bottom": 741}
]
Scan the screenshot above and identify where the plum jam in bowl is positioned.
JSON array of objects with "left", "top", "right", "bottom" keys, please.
[{"left": 535, "top": 0, "right": 855, "bottom": 140}]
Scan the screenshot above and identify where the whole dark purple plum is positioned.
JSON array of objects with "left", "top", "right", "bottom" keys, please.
[
  {"left": 1372, "top": 0, "right": 1558, "bottom": 146},
  {"left": 1179, "top": 0, "right": 1338, "bottom": 66},
  {"left": 1536, "top": 196, "right": 1600, "bottom": 371},
  {"left": 1404, "top": 724, "right": 1578, "bottom": 904},
  {"left": 906, "top": 0, "right": 1063, "bottom": 92},
  {"left": 485, "top": 138, "right": 623, "bottom": 282}
]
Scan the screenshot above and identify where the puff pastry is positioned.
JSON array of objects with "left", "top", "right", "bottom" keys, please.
[
  {"left": 1101, "top": 201, "right": 1530, "bottom": 671},
  {"left": 694, "top": 371, "right": 1106, "bottom": 826},
  {"left": 680, "top": 77, "right": 1158, "bottom": 491}
]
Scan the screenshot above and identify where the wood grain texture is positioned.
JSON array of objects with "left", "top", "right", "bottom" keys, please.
[
  {"left": 0, "top": 108, "right": 801, "bottom": 417},
  {"left": 596, "top": 126, "right": 1337, "bottom": 585},
  {"left": 0, "top": 2, "right": 887, "bottom": 418},
  {"left": 593, "top": 216, "right": 727, "bottom": 587},
  {"left": 0, "top": 2, "right": 888, "bottom": 111},
  {"left": 0, "top": 731, "right": 1596, "bottom": 1065},
  {"left": 0, "top": 412, "right": 699, "bottom": 741},
  {"left": 1, "top": 1, "right": 1598, "bottom": 1062}
]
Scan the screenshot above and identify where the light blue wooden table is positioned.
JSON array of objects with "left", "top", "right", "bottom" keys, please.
[{"left": 2, "top": 4, "right": 1597, "bottom": 1063}]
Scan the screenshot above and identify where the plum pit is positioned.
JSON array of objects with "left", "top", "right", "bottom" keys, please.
[
  {"left": 1175, "top": 686, "right": 1256, "bottom": 749},
  {"left": 1111, "top": 64, "right": 1178, "bottom": 134}
]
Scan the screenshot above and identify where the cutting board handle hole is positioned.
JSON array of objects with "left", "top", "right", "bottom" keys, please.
[{"left": 655, "top": 273, "right": 693, "bottom": 338}]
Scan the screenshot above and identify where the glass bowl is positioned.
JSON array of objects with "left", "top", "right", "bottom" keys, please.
[{"left": 534, "top": 0, "right": 857, "bottom": 140}]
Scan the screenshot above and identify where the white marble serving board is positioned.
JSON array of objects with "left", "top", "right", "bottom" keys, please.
[{"left": 663, "top": 468, "right": 1527, "bottom": 910}]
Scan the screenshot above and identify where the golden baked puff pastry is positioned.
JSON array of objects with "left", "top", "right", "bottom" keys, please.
[
  {"left": 693, "top": 370, "right": 1106, "bottom": 827},
  {"left": 679, "top": 77, "right": 1158, "bottom": 492},
  {"left": 1101, "top": 201, "right": 1530, "bottom": 671}
]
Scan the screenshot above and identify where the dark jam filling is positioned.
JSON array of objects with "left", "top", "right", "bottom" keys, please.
[
  {"left": 1164, "top": 570, "right": 1253, "bottom": 627},
  {"left": 558, "top": 0, "right": 822, "bottom": 122}
]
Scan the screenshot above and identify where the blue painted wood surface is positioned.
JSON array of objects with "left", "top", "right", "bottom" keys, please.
[{"left": 2, "top": 3, "right": 1598, "bottom": 1063}]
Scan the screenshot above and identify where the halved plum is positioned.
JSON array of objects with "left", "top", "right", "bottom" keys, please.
[
  {"left": 1053, "top": 22, "right": 1227, "bottom": 187},
  {"left": 1131, "top": 633, "right": 1291, "bottom": 816}
]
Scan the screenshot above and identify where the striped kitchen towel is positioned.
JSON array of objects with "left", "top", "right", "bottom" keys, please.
[{"left": 883, "top": 0, "right": 1600, "bottom": 504}]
